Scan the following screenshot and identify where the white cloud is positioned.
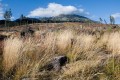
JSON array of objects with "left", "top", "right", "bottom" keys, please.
[
  {"left": 0, "top": 3, "right": 3, "bottom": 19},
  {"left": 112, "top": 13, "right": 120, "bottom": 18},
  {"left": 78, "top": 9, "right": 84, "bottom": 12},
  {"left": 11, "top": 17, "right": 15, "bottom": 20},
  {"left": 0, "top": 2, "right": 9, "bottom": 19},
  {"left": 27, "top": 3, "right": 89, "bottom": 17}
]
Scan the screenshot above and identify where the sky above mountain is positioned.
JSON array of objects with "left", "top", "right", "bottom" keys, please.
[{"left": 0, "top": 0, "right": 120, "bottom": 24}]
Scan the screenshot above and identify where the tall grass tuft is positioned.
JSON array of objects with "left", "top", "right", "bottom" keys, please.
[{"left": 3, "top": 38, "right": 23, "bottom": 74}]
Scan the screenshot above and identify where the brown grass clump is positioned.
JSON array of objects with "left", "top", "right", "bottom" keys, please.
[
  {"left": 66, "top": 33, "right": 97, "bottom": 62},
  {"left": 106, "top": 32, "right": 120, "bottom": 54},
  {"left": 56, "top": 29, "right": 75, "bottom": 54},
  {"left": 2, "top": 37, "right": 54, "bottom": 79},
  {"left": 3, "top": 38, "right": 23, "bottom": 74}
]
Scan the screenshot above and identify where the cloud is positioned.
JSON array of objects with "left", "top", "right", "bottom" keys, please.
[
  {"left": 11, "top": 17, "right": 15, "bottom": 20},
  {"left": 0, "top": 3, "right": 4, "bottom": 19},
  {"left": 27, "top": 3, "right": 89, "bottom": 17},
  {"left": 0, "top": 2, "right": 9, "bottom": 19},
  {"left": 112, "top": 13, "right": 120, "bottom": 18}
]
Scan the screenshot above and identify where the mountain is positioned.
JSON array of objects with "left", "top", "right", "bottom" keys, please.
[
  {"left": 0, "top": 14, "right": 96, "bottom": 27},
  {"left": 40, "top": 14, "right": 95, "bottom": 23},
  {"left": 15, "top": 14, "right": 95, "bottom": 23}
]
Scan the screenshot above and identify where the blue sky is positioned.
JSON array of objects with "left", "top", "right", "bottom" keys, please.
[{"left": 0, "top": 0, "right": 120, "bottom": 23}]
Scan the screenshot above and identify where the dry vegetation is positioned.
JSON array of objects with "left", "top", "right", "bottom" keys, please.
[{"left": 0, "top": 23, "right": 120, "bottom": 80}]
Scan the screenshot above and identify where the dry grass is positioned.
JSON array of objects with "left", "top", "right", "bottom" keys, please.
[
  {"left": 56, "top": 29, "right": 75, "bottom": 54},
  {"left": 1, "top": 23, "right": 120, "bottom": 80},
  {"left": 106, "top": 32, "right": 120, "bottom": 54},
  {"left": 2, "top": 37, "right": 54, "bottom": 79},
  {"left": 3, "top": 38, "right": 23, "bottom": 73}
]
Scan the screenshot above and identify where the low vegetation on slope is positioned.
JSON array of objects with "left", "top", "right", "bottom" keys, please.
[{"left": 0, "top": 23, "right": 120, "bottom": 80}]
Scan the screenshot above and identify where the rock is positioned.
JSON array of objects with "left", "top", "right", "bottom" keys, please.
[
  {"left": 20, "top": 27, "right": 35, "bottom": 37},
  {"left": 43, "top": 56, "right": 68, "bottom": 71},
  {"left": 20, "top": 31, "right": 25, "bottom": 37},
  {"left": 0, "top": 35, "right": 8, "bottom": 41}
]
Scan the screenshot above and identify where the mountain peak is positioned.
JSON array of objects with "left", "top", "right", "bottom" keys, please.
[{"left": 49, "top": 14, "right": 93, "bottom": 22}]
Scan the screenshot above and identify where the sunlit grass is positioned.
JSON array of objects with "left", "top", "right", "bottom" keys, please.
[{"left": 1, "top": 24, "right": 120, "bottom": 80}]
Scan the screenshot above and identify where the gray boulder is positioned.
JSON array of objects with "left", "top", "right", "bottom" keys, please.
[{"left": 43, "top": 56, "right": 68, "bottom": 71}]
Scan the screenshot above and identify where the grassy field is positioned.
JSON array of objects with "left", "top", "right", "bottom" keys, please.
[{"left": 0, "top": 22, "right": 120, "bottom": 80}]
